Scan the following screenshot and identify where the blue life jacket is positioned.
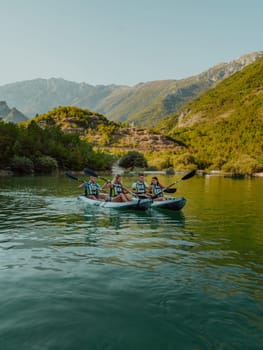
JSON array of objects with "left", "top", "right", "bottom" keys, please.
[{"left": 85, "top": 181, "right": 100, "bottom": 198}]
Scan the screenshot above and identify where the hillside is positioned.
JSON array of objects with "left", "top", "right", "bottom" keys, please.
[
  {"left": 97, "top": 52, "right": 263, "bottom": 126},
  {"left": 29, "top": 106, "right": 182, "bottom": 153},
  {"left": 0, "top": 101, "right": 28, "bottom": 123},
  {"left": 158, "top": 56, "right": 263, "bottom": 174},
  {"left": 0, "top": 52, "right": 262, "bottom": 127}
]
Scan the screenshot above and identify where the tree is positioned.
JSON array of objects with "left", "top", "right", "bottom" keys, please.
[{"left": 118, "top": 151, "right": 148, "bottom": 169}]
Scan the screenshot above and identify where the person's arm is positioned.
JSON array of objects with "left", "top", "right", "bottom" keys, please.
[
  {"left": 79, "top": 181, "right": 87, "bottom": 188},
  {"left": 122, "top": 185, "right": 129, "bottom": 193},
  {"left": 143, "top": 182, "right": 153, "bottom": 198},
  {"left": 122, "top": 185, "right": 134, "bottom": 196},
  {"left": 147, "top": 184, "right": 153, "bottom": 194},
  {"left": 101, "top": 181, "right": 112, "bottom": 190},
  {"left": 131, "top": 182, "right": 137, "bottom": 192}
]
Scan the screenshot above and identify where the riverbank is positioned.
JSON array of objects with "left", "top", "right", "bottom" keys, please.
[{"left": 1, "top": 169, "right": 263, "bottom": 178}]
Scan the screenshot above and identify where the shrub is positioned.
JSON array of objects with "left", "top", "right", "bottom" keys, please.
[
  {"left": 222, "top": 155, "right": 263, "bottom": 175},
  {"left": 118, "top": 151, "right": 148, "bottom": 169},
  {"left": 166, "top": 167, "right": 175, "bottom": 175},
  {"left": 146, "top": 151, "right": 173, "bottom": 170},
  {"left": 10, "top": 156, "right": 34, "bottom": 174},
  {"left": 34, "top": 156, "right": 58, "bottom": 174}
]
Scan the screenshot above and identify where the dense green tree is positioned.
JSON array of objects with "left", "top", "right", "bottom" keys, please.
[
  {"left": 10, "top": 156, "right": 34, "bottom": 174},
  {"left": 118, "top": 151, "right": 148, "bottom": 169},
  {"left": 0, "top": 119, "right": 114, "bottom": 174},
  {"left": 34, "top": 156, "right": 58, "bottom": 174}
]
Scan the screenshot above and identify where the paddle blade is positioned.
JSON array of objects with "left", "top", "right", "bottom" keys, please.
[
  {"left": 65, "top": 172, "right": 79, "bottom": 181},
  {"left": 83, "top": 168, "right": 98, "bottom": 178},
  {"left": 164, "top": 188, "right": 177, "bottom": 193},
  {"left": 182, "top": 170, "right": 196, "bottom": 181}
]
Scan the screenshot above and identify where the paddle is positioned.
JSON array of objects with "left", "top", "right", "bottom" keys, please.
[
  {"left": 83, "top": 168, "right": 140, "bottom": 199},
  {"left": 65, "top": 172, "right": 85, "bottom": 182},
  {"left": 83, "top": 168, "right": 109, "bottom": 183},
  {"left": 66, "top": 171, "right": 111, "bottom": 198},
  {"left": 165, "top": 170, "right": 196, "bottom": 189},
  {"left": 163, "top": 188, "right": 177, "bottom": 193},
  {"left": 152, "top": 170, "right": 196, "bottom": 199}
]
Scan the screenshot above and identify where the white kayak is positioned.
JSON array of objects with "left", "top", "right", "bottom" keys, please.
[
  {"left": 151, "top": 197, "right": 186, "bottom": 211},
  {"left": 78, "top": 195, "right": 152, "bottom": 211}
]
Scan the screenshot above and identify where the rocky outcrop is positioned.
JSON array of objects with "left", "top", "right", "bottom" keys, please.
[{"left": 102, "top": 127, "right": 182, "bottom": 152}]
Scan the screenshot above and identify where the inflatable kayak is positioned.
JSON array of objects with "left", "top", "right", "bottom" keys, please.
[
  {"left": 78, "top": 195, "right": 152, "bottom": 211},
  {"left": 151, "top": 197, "right": 186, "bottom": 211}
]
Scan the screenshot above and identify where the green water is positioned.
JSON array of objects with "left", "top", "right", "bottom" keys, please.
[{"left": 0, "top": 175, "right": 263, "bottom": 350}]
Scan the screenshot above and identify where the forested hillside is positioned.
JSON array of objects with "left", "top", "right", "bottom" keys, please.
[
  {"left": 158, "top": 56, "right": 263, "bottom": 174},
  {"left": 28, "top": 106, "right": 181, "bottom": 153},
  {"left": 0, "top": 105, "right": 182, "bottom": 174},
  {"left": 0, "top": 115, "right": 114, "bottom": 174}
]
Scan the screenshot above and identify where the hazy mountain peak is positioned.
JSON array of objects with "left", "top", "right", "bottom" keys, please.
[
  {"left": 0, "top": 100, "right": 10, "bottom": 116},
  {"left": 0, "top": 51, "right": 262, "bottom": 126},
  {"left": 0, "top": 101, "right": 27, "bottom": 123}
]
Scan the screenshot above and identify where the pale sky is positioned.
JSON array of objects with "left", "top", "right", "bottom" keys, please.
[{"left": 0, "top": 0, "right": 262, "bottom": 87}]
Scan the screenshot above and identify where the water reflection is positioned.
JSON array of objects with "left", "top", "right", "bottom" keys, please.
[
  {"left": 0, "top": 188, "right": 222, "bottom": 271},
  {"left": 75, "top": 205, "right": 197, "bottom": 270},
  {"left": 83, "top": 205, "right": 186, "bottom": 230},
  {"left": 1, "top": 177, "right": 263, "bottom": 349}
]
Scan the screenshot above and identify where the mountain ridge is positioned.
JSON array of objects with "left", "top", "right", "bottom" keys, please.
[{"left": 0, "top": 51, "right": 262, "bottom": 126}]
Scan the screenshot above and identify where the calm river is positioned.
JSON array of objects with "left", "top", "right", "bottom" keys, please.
[{"left": 0, "top": 174, "right": 263, "bottom": 350}]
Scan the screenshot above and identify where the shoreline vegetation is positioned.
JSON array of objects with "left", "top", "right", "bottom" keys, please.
[
  {"left": 1, "top": 116, "right": 262, "bottom": 178},
  {"left": 1, "top": 169, "right": 263, "bottom": 178},
  {"left": 1, "top": 55, "right": 262, "bottom": 178}
]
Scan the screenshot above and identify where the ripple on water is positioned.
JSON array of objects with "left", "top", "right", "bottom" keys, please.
[{"left": 1, "top": 183, "right": 263, "bottom": 349}]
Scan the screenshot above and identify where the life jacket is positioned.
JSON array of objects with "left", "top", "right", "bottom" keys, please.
[
  {"left": 85, "top": 181, "right": 99, "bottom": 198},
  {"left": 151, "top": 184, "right": 163, "bottom": 197},
  {"left": 135, "top": 181, "right": 146, "bottom": 194},
  {"left": 112, "top": 183, "right": 123, "bottom": 196}
]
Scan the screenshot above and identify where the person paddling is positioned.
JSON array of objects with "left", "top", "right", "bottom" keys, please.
[
  {"left": 131, "top": 173, "right": 151, "bottom": 198},
  {"left": 109, "top": 174, "right": 132, "bottom": 202},
  {"left": 148, "top": 176, "right": 167, "bottom": 201},
  {"left": 79, "top": 175, "right": 109, "bottom": 200}
]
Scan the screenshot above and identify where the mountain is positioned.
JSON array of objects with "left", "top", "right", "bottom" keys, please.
[
  {"left": 160, "top": 56, "right": 263, "bottom": 130},
  {"left": 0, "top": 78, "right": 121, "bottom": 119},
  {"left": 93, "top": 52, "right": 263, "bottom": 126},
  {"left": 0, "top": 52, "right": 262, "bottom": 127},
  {"left": 0, "top": 101, "right": 10, "bottom": 117},
  {"left": 0, "top": 101, "right": 28, "bottom": 123},
  {"left": 157, "top": 55, "right": 263, "bottom": 174}
]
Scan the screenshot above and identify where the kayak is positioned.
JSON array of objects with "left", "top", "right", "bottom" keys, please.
[
  {"left": 151, "top": 197, "right": 186, "bottom": 211},
  {"left": 78, "top": 195, "right": 152, "bottom": 211}
]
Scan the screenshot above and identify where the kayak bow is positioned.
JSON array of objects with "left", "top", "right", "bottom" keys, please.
[{"left": 151, "top": 197, "right": 186, "bottom": 211}]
